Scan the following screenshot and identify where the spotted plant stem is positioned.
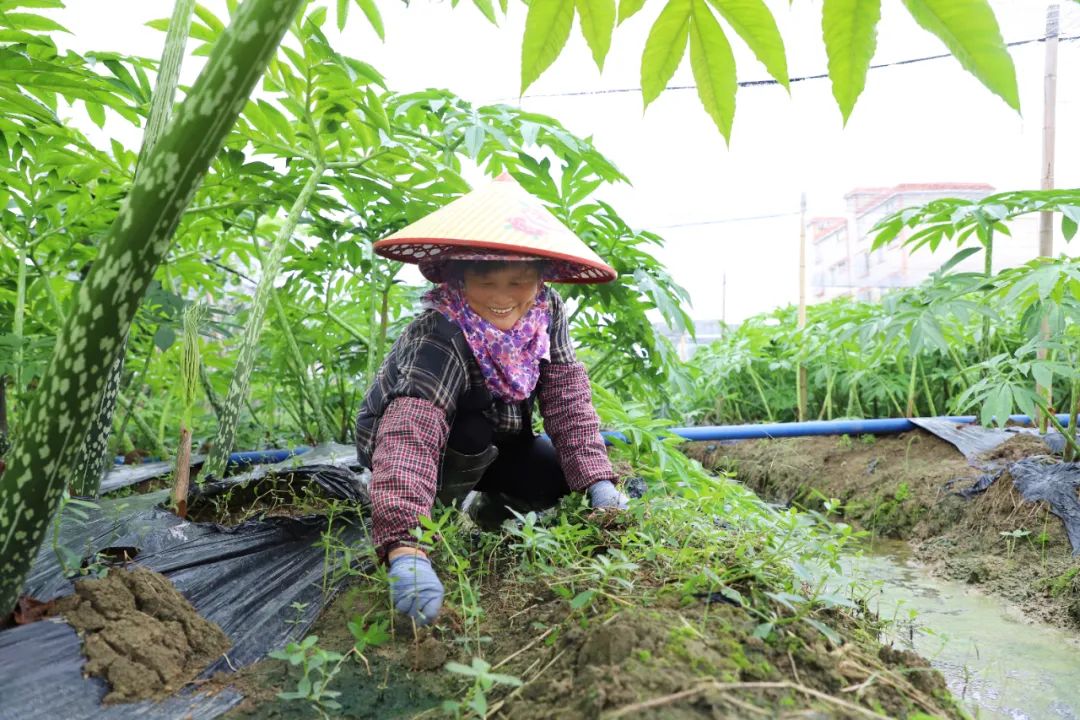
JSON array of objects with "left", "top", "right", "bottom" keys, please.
[
  {"left": 204, "top": 166, "right": 325, "bottom": 478},
  {"left": 69, "top": 0, "right": 198, "bottom": 497},
  {"left": 0, "top": 0, "right": 306, "bottom": 617}
]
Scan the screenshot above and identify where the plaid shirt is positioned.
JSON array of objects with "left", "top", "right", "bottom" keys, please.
[{"left": 355, "top": 288, "right": 615, "bottom": 557}]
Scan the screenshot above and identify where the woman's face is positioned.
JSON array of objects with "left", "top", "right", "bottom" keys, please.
[{"left": 461, "top": 264, "right": 542, "bottom": 330}]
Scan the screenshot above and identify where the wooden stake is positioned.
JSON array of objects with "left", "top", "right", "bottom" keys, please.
[
  {"left": 1037, "top": 4, "right": 1060, "bottom": 431},
  {"left": 797, "top": 193, "right": 808, "bottom": 422},
  {"left": 173, "top": 426, "right": 192, "bottom": 519}
]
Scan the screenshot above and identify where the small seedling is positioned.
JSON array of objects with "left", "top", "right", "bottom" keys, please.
[
  {"left": 285, "top": 601, "right": 309, "bottom": 627},
  {"left": 441, "top": 657, "right": 522, "bottom": 719},
  {"left": 999, "top": 528, "right": 1030, "bottom": 560},
  {"left": 268, "top": 635, "right": 345, "bottom": 718}
]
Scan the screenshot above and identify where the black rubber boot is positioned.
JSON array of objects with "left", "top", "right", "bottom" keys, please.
[
  {"left": 466, "top": 490, "right": 559, "bottom": 531},
  {"left": 436, "top": 445, "right": 499, "bottom": 508}
]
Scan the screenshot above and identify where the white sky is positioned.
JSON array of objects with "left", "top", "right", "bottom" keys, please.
[{"left": 51, "top": 0, "right": 1080, "bottom": 322}]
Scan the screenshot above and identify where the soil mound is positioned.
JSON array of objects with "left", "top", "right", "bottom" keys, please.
[
  {"left": 685, "top": 431, "right": 977, "bottom": 539},
  {"left": 57, "top": 566, "right": 231, "bottom": 703},
  {"left": 500, "top": 604, "right": 957, "bottom": 720},
  {"left": 979, "top": 433, "right": 1051, "bottom": 463}
]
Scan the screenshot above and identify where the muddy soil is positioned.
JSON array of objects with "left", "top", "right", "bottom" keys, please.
[
  {"left": 185, "top": 475, "right": 347, "bottom": 525},
  {"left": 685, "top": 431, "right": 1080, "bottom": 630},
  {"left": 222, "top": 567, "right": 960, "bottom": 719},
  {"left": 57, "top": 566, "right": 231, "bottom": 703}
]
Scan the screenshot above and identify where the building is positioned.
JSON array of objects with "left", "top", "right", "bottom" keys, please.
[{"left": 810, "top": 183, "right": 1004, "bottom": 302}]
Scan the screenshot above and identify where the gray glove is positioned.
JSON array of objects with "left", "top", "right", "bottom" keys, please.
[
  {"left": 388, "top": 554, "right": 443, "bottom": 626},
  {"left": 587, "top": 479, "right": 630, "bottom": 510}
]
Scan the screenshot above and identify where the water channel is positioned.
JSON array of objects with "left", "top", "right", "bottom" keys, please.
[{"left": 842, "top": 542, "right": 1080, "bottom": 720}]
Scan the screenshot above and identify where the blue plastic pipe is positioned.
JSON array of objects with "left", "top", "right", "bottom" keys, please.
[
  {"left": 603, "top": 414, "right": 1072, "bottom": 444},
  {"left": 114, "top": 446, "right": 310, "bottom": 466},
  {"left": 226, "top": 446, "right": 310, "bottom": 467}
]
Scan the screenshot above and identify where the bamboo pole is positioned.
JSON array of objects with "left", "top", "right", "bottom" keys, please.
[
  {"left": 797, "top": 193, "right": 808, "bottom": 422},
  {"left": 1036, "top": 4, "right": 1059, "bottom": 432}
]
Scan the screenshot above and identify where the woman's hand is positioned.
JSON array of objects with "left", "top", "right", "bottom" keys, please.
[
  {"left": 387, "top": 549, "right": 443, "bottom": 626},
  {"left": 586, "top": 479, "right": 630, "bottom": 510}
]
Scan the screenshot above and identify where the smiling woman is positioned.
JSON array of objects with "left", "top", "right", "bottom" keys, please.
[
  {"left": 459, "top": 262, "right": 543, "bottom": 330},
  {"left": 354, "top": 174, "right": 630, "bottom": 626}
]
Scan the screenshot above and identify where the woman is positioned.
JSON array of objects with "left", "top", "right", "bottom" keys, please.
[{"left": 356, "top": 176, "right": 628, "bottom": 626}]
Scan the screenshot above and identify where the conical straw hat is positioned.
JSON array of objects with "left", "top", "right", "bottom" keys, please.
[{"left": 374, "top": 175, "right": 616, "bottom": 284}]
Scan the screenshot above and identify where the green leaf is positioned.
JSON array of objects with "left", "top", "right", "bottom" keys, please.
[
  {"left": 641, "top": 0, "right": 691, "bottom": 108},
  {"left": 705, "top": 0, "right": 788, "bottom": 88},
  {"left": 822, "top": 0, "right": 881, "bottom": 124},
  {"left": 194, "top": 3, "right": 224, "bottom": 33},
  {"left": 1061, "top": 207, "right": 1079, "bottom": 241},
  {"left": 618, "top": 0, "right": 646, "bottom": 24},
  {"left": 688, "top": 0, "right": 736, "bottom": 141},
  {"left": 84, "top": 100, "right": 105, "bottom": 128},
  {"left": 469, "top": 692, "right": 488, "bottom": 716},
  {"left": 444, "top": 661, "right": 478, "bottom": 676},
  {"left": 153, "top": 325, "right": 176, "bottom": 351},
  {"left": 336, "top": 0, "right": 349, "bottom": 31},
  {"left": 804, "top": 617, "right": 843, "bottom": 647},
  {"left": 576, "top": 0, "right": 616, "bottom": 71},
  {"left": 569, "top": 589, "right": 595, "bottom": 609},
  {"left": 362, "top": 88, "right": 390, "bottom": 133},
  {"left": 938, "top": 245, "right": 981, "bottom": 273},
  {"left": 521, "top": 0, "right": 575, "bottom": 93},
  {"left": 1031, "top": 362, "right": 1053, "bottom": 392},
  {"left": 472, "top": 0, "right": 498, "bottom": 24},
  {"left": 354, "top": 0, "right": 385, "bottom": 40},
  {"left": 463, "top": 125, "right": 485, "bottom": 158},
  {"left": 1, "top": 12, "right": 69, "bottom": 32},
  {"left": 901, "top": 0, "right": 1019, "bottom": 111}
]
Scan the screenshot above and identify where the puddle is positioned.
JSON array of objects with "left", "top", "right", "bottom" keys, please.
[{"left": 841, "top": 541, "right": 1080, "bottom": 720}]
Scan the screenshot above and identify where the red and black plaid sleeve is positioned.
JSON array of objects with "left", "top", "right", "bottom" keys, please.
[{"left": 369, "top": 396, "right": 449, "bottom": 559}]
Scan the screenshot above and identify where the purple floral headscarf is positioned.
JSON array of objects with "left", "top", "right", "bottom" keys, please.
[{"left": 424, "top": 282, "right": 550, "bottom": 403}]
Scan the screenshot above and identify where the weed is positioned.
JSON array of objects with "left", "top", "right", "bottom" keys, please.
[
  {"left": 285, "top": 601, "right": 309, "bottom": 628},
  {"left": 1048, "top": 567, "right": 1079, "bottom": 596},
  {"left": 441, "top": 657, "right": 522, "bottom": 719},
  {"left": 999, "top": 528, "right": 1030, "bottom": 560},
  {"left": 893, "top": 482, "right": 911, "bottom": 503},
  {"left": 268, "top": 636, "right": 346, "bottom": 718},
  {"left": 269, "top": 617, "right": 389, "bottom": 718},
  {"left": 416, "top": 507, "right": 486, "bottom": 649},
  {"left": 51, "top": 490, "right": 111, "bottom": 579}
]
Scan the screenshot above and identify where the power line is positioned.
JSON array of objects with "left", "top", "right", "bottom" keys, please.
[
  {"left": 514, "top": 34, "right": 1080, "bottom": 101},
  {"left": 655, "top": 211, "right": 801, "bottom": 229}
]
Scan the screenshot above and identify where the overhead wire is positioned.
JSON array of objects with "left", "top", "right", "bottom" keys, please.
[{"left": 512, "top": 33, "right": 1080, "bottom": 100}]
